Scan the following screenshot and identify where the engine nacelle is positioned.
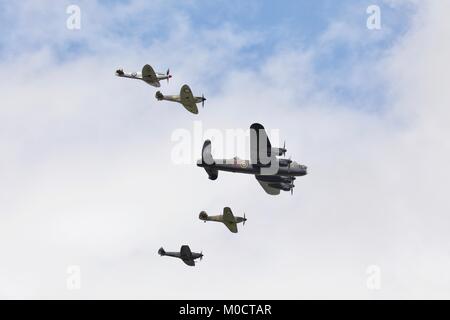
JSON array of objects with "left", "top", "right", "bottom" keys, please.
[
  {"left": 278, "top": 158, "right": 292, "bottom": 167},
  {"left": 271, "top": 147, "right": 286, "bottom": 156},
  {"left": 158, "top": 247, "right": 166, "bottom": 256},
  {"left": 257, "top": 175, "right": 294, "bottom": 184},
  {"left": 269, "top": 182, "right": 294, "bottom": 191}
]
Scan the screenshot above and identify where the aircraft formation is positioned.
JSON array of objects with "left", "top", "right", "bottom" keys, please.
[
  {"left": 116, "top": 64, "right": 308, "bottom": 266},
  {"left": 116, "top": 65, "right": 205, "bottom": 114}
]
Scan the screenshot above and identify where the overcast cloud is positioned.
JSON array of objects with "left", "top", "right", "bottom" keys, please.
[{"left": 0, "top": 0, "right": 449, "bottom": 299}]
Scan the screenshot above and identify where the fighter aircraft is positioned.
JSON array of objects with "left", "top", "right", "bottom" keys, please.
[
  {"left": 155, "top": 84, "right": 206, "bottom": 114},
  {"left": 158, "top": 245, "right": 203, "bottom": 267},
  {"left": 115, "top": 64, "right": 171, "bottom": 87},
  {"left": 197, "top": 123, "right": 308, "bottom": 195},
  {"left": 199, "top": 207, "right": 247, "bottom": 233}
]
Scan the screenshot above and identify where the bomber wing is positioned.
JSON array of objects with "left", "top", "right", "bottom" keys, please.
[
  {"left": 250, "top": 123, "right": 273, "bottom": 166},
  {"left": 255, "top": 176, "right": 281, "bottom": 195}
]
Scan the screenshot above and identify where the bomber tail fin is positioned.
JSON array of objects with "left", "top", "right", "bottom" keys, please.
[
  {"left": 201, "top": 140, "right": 215, "bottom": 165},
  {"left": 204, "top": 167, "right": 218, "bottom": 180},
  {"left": 201, "top": 140, "right": 218, "bottom": 180}
]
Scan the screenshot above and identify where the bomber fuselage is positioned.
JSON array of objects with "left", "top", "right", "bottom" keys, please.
[{"left": 197, "top": 158, "right": 307, "bottom": 177}]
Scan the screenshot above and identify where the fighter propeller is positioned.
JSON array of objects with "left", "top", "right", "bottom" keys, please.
[
  {"left": 166, "top": 69, "right": 172, "bottom": 83},
  {"left": 202, "top": 94, "right": 206, "bottom": 108}
]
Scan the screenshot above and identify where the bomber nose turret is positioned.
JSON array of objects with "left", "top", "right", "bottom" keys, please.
[{"left": 299, "top": 165, "right": 308, "bottom": 176}]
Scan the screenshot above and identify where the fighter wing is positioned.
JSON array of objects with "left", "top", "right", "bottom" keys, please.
[
  {"left": 255, "top": 176, "right": 281, "bottom": 195},
  {"left": 180, "top": 245, "right": 192, "bottom": 259},
  {"left": 224, "top": 221, "right": 238, "bottom": 233},
  {"left": 223, "top": 207, "right": 235, "bottom": 222},
  {"left": 142, "top": 64, "right": 158, "bottom": 83},
  {"left": 222, "top": 207, "right": 238, "bottom": 233},
  {"left": 250, "top": 123, "right": 273, "bottom": 166},
  {"left": 182, "top": 259, "right": 195, "bottom": 266},
  {"left": 180, "top": 84, "right": 199, "bottom": 114}
]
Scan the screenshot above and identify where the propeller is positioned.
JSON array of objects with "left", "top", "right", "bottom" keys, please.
[
  {"left": 290, "top": 177, "right": 295, "bottom": 195},
  {"left": 200, "top": 251, "right": 203, "bottom": 261},
  {"left": 243, "top": 213, "right": 246, "bottom": 226},
  {"left": 282, "top": 141, "right": 287, "bottom": 156},
  {"left": 166, "top": 69, "right": 171, "bottom": 83},
  {"left": 202, "top": 94, "right": 206, "bottom": 108}
]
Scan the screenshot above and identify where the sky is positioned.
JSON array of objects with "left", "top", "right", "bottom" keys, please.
[{"left": 1, "top": 0, "right": 450, "bottom": 299}]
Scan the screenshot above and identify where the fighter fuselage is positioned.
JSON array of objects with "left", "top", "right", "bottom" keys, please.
[
  {"left": 199, "top": 211, "right": 246, "bottom": 224},
  {"left": 156, "top": 94, "right": 204, "bottom": 104},
  {"left": 115, "top": 70, "right": 170, "bottom": 87},
  {"left": 159, "top": 249, "right": 203, "bottom": 262}
]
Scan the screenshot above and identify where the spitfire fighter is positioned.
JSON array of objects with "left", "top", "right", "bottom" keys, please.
[
  {"left": 115, "top": 64, "right": 171, "bottom": 87},
  {"left": 199, "top": 207, "right": 247, "bottom": 233},
  {"left": 197, "top": 123, "right": 308, "bottom": 195},
  {"left": 155, "top": 84, "right": 206, "bottom": 115},
  {"left": 158, "top": 245, "right": 203, "bottom": 267}
]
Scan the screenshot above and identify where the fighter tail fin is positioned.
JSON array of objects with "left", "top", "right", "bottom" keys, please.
[{"left": 155, "top": 91, "right": 164, "bottom": 100}]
